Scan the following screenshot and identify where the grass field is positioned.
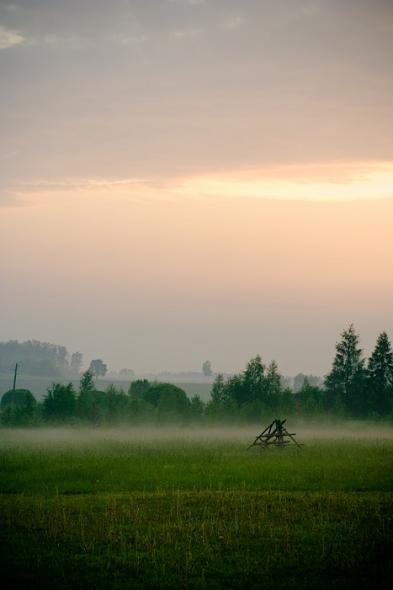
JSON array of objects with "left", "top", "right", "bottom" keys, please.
[{"left": 0, "top": 425, "right": 392, "bottom": 589}]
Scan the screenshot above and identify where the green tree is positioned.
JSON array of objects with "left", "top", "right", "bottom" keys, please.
[
  {"left": 189, "top": 394, "right": 205, "bottom": 420},
  {"left": 225, "top": 373, "right": 245, "bottom": 406},
  {"left": 210, "top": 374, "right": 226, "bottom": 405},
  {"left": 128, "top": 379, "right": 151, "bottom": 401},
  {"left": 278, "top": 387, "right": 296, "bottom": 415},
  {"left": 80, "top": 370, "right": 95, "bottom": 393},
  {"left": 264, "top": 361, "right": 282, "bottom": 408},
  {"left": 77, "top": 389, "right": 108, "bottom": 424},
  {"left": 77, "top": 371, "right": 101, "bottom": 423},
  {"left": 1, "top": 389, "right": 37, "bottom": 425},
  {"left": 207, "top": 373, "right": 236, "bottom": 420},
  {"left": 208, "top": 357, "right": 283, "bottom": 420},
  {"left": 366, "top": 332, "right": 393, "bottom": 415},
  {"left": 242, "top": 355, "right": 265, "bottom": 404},
  {"left": 324, "top": 324, "right": 366, "bottom": 415},
  {"left": 295, "top": 379, "right": 324, "bottom": 416},
  {"left": 105, "top": 384, "right": 129, "bottom": 423},
  {"left": 43, "top": 383, "right": 76, "bottom": 422},
  {"left": 126, "top": 380, "right": 153, "bottom": 422},
  {"left": 146, "top": 383, "right": 191, "bottom": 420}
]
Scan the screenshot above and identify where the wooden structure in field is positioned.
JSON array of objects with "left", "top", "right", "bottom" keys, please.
[{"left": 248, "top": 418, "right": 302, "bottom": 449}]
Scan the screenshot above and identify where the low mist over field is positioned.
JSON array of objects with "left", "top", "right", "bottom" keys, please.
[{"left": 2, "top": 422, "right": 393, "bottom": 450}]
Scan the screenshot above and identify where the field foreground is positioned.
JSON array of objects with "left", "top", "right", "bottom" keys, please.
[{"left": 0, "top": 425, "right": 392, "bottom": 589}]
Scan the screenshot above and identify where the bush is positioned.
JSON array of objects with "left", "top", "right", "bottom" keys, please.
[
  {"left": 43, "top": 383, "right": 76, "bottom": 422},
  {"left": 1, "top": 389, "right": 36, "bottom": 409},
  {"left": 1, "top": 389, "right": 37, "bottom": 425},
  {"left": 146, "top": 383, "right": 191, "bottom": 420}
]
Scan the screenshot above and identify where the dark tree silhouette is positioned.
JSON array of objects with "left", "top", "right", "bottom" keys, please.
[
  {"left": 88, "top": 359, "right": 107, "bottom": 378},
  {"left": 367, "top": 332, "right": 393, "bottom": 415},
  {"left": 202, "top": 360, "right": 213, "bottom": 377},
  {"left": 43, "top": 383, "right": 76, "bottom": 421},
  {"left": 324, "top": 324, "right": 366, "bottom": 415},
  {"left": 211, "top": 374, "right": 226, "bottom": 404},
  {"left": 128, "top": 379, "right": 151, "bottom": 401},
  {"left": 0, "top": 340, "right": 69, "bottom": 376},
  {"left": 242, "top": 355, "right": 265, "bottom": 403},
  {"left": 0, "top": 389, "right": 37, "bottom": 425},
  {"left": 80, "top": 370, "right": 95, "bottom": 393}
]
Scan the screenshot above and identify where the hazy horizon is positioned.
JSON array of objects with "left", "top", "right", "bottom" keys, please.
[{"left": 1, "top": 0, "right": 393, "bottom": 374}]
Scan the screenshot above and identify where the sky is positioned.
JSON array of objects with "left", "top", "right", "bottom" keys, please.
[{"left": 1, "top": 0, "right": 393, "bottom": 375}]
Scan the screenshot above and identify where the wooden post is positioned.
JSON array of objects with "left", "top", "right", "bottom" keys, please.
[{"left": 13, "top": 363, "right": 18, "bottom": 392}]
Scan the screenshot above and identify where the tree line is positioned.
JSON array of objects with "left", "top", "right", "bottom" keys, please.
[
  {"left": 1, "top": 325, "right": 393, "bottom": 426},
  {"left": 0, "top": 373, "right": 202, "bottom": 426},
  {"left": 0, "top": 340, "right": 109, "bottom": 378},
  {"left": 209, "top": 325, "right": 393, "bottom": 420},
  {"left": 0, "top": 340, "right": 70, "bottom": 377}
]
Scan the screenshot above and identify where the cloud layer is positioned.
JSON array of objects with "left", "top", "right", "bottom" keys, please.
[
  {"left": 1, "top": 1, "right": 393, "bottom": 372},
  {"left": 0, "top": 25, "right": 25, "bottom": 49}
]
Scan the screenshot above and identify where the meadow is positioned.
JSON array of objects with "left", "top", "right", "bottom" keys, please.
[{"left": 0, "top": 424, "right": 392, "bottom": 589}]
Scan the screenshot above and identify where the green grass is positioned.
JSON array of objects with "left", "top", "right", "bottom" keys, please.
[{"left": 0, "top": 427, "right": 392, "bottom": 589}]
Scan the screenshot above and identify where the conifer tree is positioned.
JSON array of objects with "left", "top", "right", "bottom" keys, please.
[
  {"left": 324, "top": 324, "right": 366, "bottom": 414},
  {"left": 367, "top": 332, "right": 393, "bottom": 415}
]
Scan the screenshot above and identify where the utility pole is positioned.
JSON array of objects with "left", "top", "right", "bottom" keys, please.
[{"left": 13, "top": 363, "right": 18, "bottom": 392}]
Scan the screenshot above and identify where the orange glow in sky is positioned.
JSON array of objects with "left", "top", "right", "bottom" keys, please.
[{"left": 1, "top": 0, "right": 393, "bottom": 373}]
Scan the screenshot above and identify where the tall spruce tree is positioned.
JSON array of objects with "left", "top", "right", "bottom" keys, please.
[
  {"left": 367, "top": 332, "right": 393, "bottom": 415},
  {"left": 324, "top": 324, "right": 366, "bottom": 415}
]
